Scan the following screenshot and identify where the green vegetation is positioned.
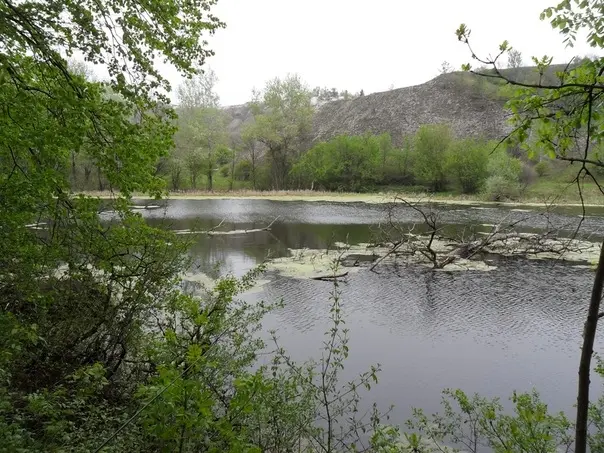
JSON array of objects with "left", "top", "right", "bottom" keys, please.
[
  {"left": 292, "top": 125, "right": 527, "bottom": 199},
  {"left": 2, "top": 0, "right": 604, "bottom": 451},
  {"left": 292, "top": 134, "right": 383, "bottom": 191},
  {"left": 446, "top": 138, "right": 489, "bottom": 194}
]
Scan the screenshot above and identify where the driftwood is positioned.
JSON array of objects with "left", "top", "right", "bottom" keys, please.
[
  {"left": 175, "top": 216, "right": 281, "bottom": 236},
  {"left": 310, "top": 272, "right": 349, "bottom": 281}
]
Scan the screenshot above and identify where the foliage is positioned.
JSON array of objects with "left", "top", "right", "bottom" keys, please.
[
  {"left": 248, "top": 74, "right": 314, "bottom": 190},
  {"left": 507, "top": 49, "right": 524, "bottom": 69},
  {"left": 457, "top": 3, "right": 604, "bottom": 452},
  {"left": 234, "top": 159, "right": 253, "bottom": 181},
  {"left": 270, "top": 269, "right": 386, "bottom": 452},
  {"left": 484, "top": 175, "right": 521, "bottom": 201},
  {"left": 380, "top": 136, "right": 414, "bottom": 185},
  {"left": 413, "top": 124, "right": 453, "bottom": 192},
  {"left": 445, "top": 139, "right": 490, "bottom": 193},
  {"left": 534, "top": 160, "right": 551, "bottom": 177},
  {"left": 292, "top": 134, "right": 384, "bottom": 191},
  {"left": 175, "top": 106, "right": 229, "bottom": 190},
  {"left": 372, "top": 389, "right": 574, "bottom": 453},
  {"left": 177, "top": 68, "right": 220, "bottom": 109}
]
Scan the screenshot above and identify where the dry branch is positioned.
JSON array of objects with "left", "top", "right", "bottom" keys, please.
[
  {"left": 175, "top": 216, "right": 281, "bottom": 236},
  {"left": 310, "top": 272, "right": 349, "bottom": 281},
  {"left": 370, "top": 196, "right": 581, "bottom": 271}
]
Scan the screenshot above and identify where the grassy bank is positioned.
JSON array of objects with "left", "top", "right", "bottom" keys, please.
[{"left": 84, "top": 180, "right": 604, "bottom": 207}]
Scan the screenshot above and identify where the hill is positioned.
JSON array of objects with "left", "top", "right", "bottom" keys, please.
[
  {"left": 311, "top": 72, "right": 510, "bottom": 145},
  {"left": 223, "top": 65, "right": 575, "bottom": 147}
]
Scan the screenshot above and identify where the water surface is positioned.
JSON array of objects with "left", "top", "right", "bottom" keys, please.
[{"left": 138, "top": 198, "right": 604, "bottom": 424}]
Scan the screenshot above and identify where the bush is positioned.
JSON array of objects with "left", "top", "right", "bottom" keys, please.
[
  {"left": 413, "top": 124, "right": 453, "bottom": 192},
  {"left": 292, "top": 134, "right": 381, "bottom": 191},
  {"left": 382, "top": 136, "right": 415, "bottom": 185},
  {"left": 487, "top": 148, "right": 522, "bottom": 181},
  {"left": 484, "top": 175, "right": 521, "bottom": 201},
  {"left": 534, "top": 160, "right": 550, "bottom": 177},
  {"left": 445, "top": 139, "right": 489, "bottom": 193}
]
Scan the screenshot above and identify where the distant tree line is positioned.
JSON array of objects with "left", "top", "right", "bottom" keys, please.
[{"left": 63, "top": 69, "right": 595, "bottom": 199}]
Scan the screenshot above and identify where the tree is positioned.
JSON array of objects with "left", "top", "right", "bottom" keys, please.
[
  {"left": 457, "top": 2, "right": 604, "bottom": 451},
  {"left": 0, "top": 0, "right": 225, "bottom": 450},
  {"left": 445, "top": 139, "right": 490, "bottom": 194},
  {"left": 292, "top": 134, "right": 382, "bottom": 192},
  {"left": 249, "top": 74, "right": 313, "bottom": 190},
  {"left": 169, "top": 156, "right": 185, "bottom": 190},
  {"left": 228, "top": 147, "right": 237, "bottom": 190},
  {"left": 439, "top": 60, "right": 454, "bottom": 74},
  {"left": 507, "top": 49, "right": 524, "bottom": 68},
  {"left": 177, "top": 68, "right": 220, "bottom": 110},
  {"left": 241, "top": 124, "right": 261, "bottom": 190},
  {"left": 175, "top": 71, "right": 229, "bottom": 191},
  {"left": 413, "top": 124, "right": 453, "bottom": 192}
]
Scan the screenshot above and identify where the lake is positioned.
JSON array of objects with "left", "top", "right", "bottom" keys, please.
[{"left": 134, "top": 198, "right": 604, "bottom": 426}]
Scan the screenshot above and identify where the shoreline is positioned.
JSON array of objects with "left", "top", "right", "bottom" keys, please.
[{"left": 83, "top": 190, "right": 604, "bottom": 208}]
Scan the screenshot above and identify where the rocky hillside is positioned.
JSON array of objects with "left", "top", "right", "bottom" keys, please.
[
  {"left": 311, "top": 73, "right": 513, "bottom": 144},
  {"left": 223, "top": 70, "right": 555, "bottom": 146}
]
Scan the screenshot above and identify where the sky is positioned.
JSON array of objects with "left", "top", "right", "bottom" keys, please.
[{"left": 169, "top": 0, "right": 599, "bottom": 106}]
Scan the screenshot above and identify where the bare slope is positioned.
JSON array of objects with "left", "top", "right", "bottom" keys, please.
[{"left": 311, "top": 73, "right": 512, "bottom": 144}]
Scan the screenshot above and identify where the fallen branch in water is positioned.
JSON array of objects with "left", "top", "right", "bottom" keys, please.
[
  {"left": 370, "top": 241, "right": 403, "bottom": 272},
  {"left": 310, "top": 272, "right": 349, "bottom": 281},
  {"left": 207, "top": 218, "right": 226, "bottom": 232},
  {"left": 207, "top": 216, "right": 281, "bottom": 236},
  {"left": 174, "top": 216, "right": 281, "bottom": 236}
]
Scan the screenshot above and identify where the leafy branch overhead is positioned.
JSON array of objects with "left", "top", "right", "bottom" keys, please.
[
  {"left": 2, "top": 0, "right": 224, "bottom": 102},
  {"left": 455, "top": 3, "right": 604, "bottom": 453}
]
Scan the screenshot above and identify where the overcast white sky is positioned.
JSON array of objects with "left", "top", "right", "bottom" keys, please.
[{"left": 169, "top": 0, "right": 598, "bottom": 106}]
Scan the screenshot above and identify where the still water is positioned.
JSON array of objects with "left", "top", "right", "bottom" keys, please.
[{"left": 137, "top": 198, "right": 604, "bottom": 425}]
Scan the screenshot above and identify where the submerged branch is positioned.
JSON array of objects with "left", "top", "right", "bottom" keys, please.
[
  {"left": 310, "top": 272, "right": 349, "bottom": 281},
  {"left": 175, "top": 216, "right": 281, "bottom": 236}
]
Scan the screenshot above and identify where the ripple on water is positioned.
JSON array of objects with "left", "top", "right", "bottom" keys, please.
[{"left": 253, "top": 255, "right": 601, "bottom": 423}]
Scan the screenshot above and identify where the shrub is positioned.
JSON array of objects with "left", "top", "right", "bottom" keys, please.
[
  {"left": 292, "top": 134, "right": 381, "bottom": 192},
  {"left": 219, "top": 164, "right": 230, "bottom": 178},
  {"left": 383, "top": 136, "right": 415, "bottom": 185},
  {"left": 484, "top": 175, "right": 521, "bottom": 201},
  {"left": 534, "top": 160, "right": 550, "bottom": 177},
  {"left": 445, "top": 139, "right": 489, "bottom": 193},
  {"left": 487, "top": 148, "right": 522, "bottom": 181},
  {"left": 413, "top": 124, "right": 453, "bottom": 192}
]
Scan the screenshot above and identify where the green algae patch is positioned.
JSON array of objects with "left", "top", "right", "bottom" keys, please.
[{"left": 265, "top": 247, "right": 364, "bottom": 279}]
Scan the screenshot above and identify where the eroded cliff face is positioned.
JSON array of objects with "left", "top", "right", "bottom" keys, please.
[{"left": 223, "top": 72, "right": 512, "bottom": 147}]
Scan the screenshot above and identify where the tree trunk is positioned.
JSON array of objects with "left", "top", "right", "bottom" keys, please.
[
  {"left": 251, "top": 153, "right": 256, "bottom": 190},
  {"left": 576, "top": 238, "right": 604, "bottom": 453},
  {"left": 97, "top": 166, "right": 104, "bottom": 191},
  {"left": 71, "top": 151, "right": 77, "bottom": 187},
  {"left": 229, "top": 153, "right": 235, "bottom": 191},
  {"left": 84, "top": 166, "right": 92, "bottom": 187}
]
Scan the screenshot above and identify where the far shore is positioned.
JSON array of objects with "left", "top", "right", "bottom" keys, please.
[{"left": 81, "top": 190, "right": 604, "bottom": 208}]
